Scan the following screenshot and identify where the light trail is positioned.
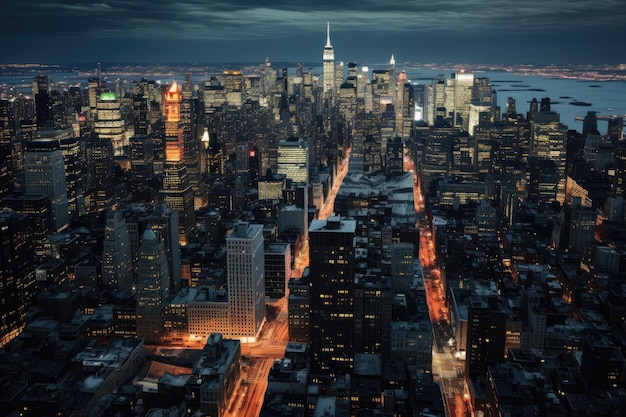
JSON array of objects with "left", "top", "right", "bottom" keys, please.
[
  {"left": 405, "top": 151, "right": 471, "bottom": 417},
  {"left": 292, "top": 147, "right": 351, "bottom": 278},
  {"left": 319, "top": 147, "right": 351, "bottom": 220}
]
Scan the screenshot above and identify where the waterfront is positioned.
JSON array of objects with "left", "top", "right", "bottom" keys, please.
[
  {"left": 2, "top": 64, "right": 626, "bottom": 135},
  {"left": 407, "top": 68, "right": 626, "bottom": 132}
]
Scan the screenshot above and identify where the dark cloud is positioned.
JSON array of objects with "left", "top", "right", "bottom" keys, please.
[{"left": 0, "top": 0, "right": 623, "bottom": 64}]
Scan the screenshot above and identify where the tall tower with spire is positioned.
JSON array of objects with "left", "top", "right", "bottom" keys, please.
[
  {"left": 323, "top": 22, "right": 336, "bottom": 99},
  {"left": 389, "top": 54, "right": 397, "bottom": 105},
  {"left": 159, "top": 81, "right": 196, "bottom": 245}
]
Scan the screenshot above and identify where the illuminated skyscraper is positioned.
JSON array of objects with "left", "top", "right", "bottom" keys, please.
[
  {"left": 322, "top": 22, "right": 335, "bottom": 99},
  {"left": 226, "top": 222, "right": 265, "bottom": 343},
  {"left": 530, "top": 110, "right": 567, "bottom": 203},
  {"left": 222, "top": 70, "right": 244, "bottom": 107},
  {"left": 447, "top": 72, "right": 474, "bottom": 130},
  {"left": 94, "top": 92, "right": 127, "bottom": 156},
  {"left": 389, "top": 54, "right": 397, "bottom": 105},
  {"left": 24, "top": 140, "right": 69, "bottom": 232},
  {"left": 277, "top": 136, "right": 309, "bottom": 185},
  {"left": 159, "top": 82, "right": 196, "bottom": 245},
  {"left": 309, "top": 216, "right": 356, "bottom": 376}
]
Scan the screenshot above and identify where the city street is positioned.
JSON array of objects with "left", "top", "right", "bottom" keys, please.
[
  {"left": 226, "top": 298, "right": 289, "bottom": 417},
  {"left": 405, "top": 152, "right": 471, "bottom": 417}
]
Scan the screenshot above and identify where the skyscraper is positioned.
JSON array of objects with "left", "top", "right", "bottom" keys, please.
[
  {"left": 277, "top": 136, "right": 309, "bottom": 185},
  {"left": 322, "top": 22, "right": 335, "bottom": 100},
  {"left": 466, "top": 296, "right": 507, "bottom": 379},
  {"left": 264, "top": 242, "right": 292, "bottom": 300},
  {"left": 102, "top": 209, "right": 133, "bottom": 291},
  {"left": 180, "top": 74, "right": 202, "bottom": 208},
  {"left": 530, "top": 110, "right": 567, "bottom": 203},
  {"left": 23, "top": 140, "right": 69, "bottom": 232},
  {"left": 148, "top": 202, "right": 181, "bottom": 292},
  {"left": 0, "top": 210, "right": 33, "bottom": 347},
  {"left": 159, "top": 82, "right": 196, "bottom": 245},
  {"left": 136, "top": 226, "right": 170, "bottom": 345},
  {"left": 226, "top": 222, "right": 265, "bottom": 343},
  {"left": 309, "top": 216, "right": 356, "bottom": 377},
  {"left": 0, "top": 98, "right": 15, "bottom": 198},
  {"left": 94, "top": 92, "right": 127, "bottom": 156}
]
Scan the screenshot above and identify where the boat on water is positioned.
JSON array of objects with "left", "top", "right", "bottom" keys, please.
[{"left": 569, "top": 100, "right": 592, "bottom": 106}]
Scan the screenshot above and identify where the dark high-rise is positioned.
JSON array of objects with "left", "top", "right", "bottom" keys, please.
[
  {"left": 0, "top": 99, "right": 15, "bottom": 198},
  {"left": 23, "top": 140, "right": 69, "bottom": 232},
  {"left": 0, "top": 210, "right": 34, "bottom": 347},
  {"left": 466, "top": 296, "right": 507, "bottom": 379},
  {"left": 309, "top": 216, "right": 356, "bottom": 377}
]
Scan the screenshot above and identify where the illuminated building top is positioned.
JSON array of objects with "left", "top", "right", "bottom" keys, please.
[
  {"left": 326, "top": 21, "right": 332, "bottom": 48},
  {"left": 165, "top": 81, "right": 180, "bottom": 123},
  {"left": 99, "top": 92, "right": 116, "bottom": 101},
  {"left": 323, "top": 21, "right": 334, "bottom": 61}
]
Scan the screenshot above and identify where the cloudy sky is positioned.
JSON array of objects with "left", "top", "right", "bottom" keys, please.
[{"left": 1, "top": 0, "right": 623, "bottom": 65}]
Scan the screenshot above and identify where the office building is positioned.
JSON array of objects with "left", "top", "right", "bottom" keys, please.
[
  {"left": 159, "top": 82, "right": 196, "bottom": 245},
  {"left": 222, "top": 70, "right": 244, "bottom": 107},
  {"left": 277, "top": 136, "right": 309, "bottom": 185},
  {"left": 309, "top": 216, "right": 356, "bottom": 376},
  {"left": 0, "top": 210, "right": 33, "bottom": 347},
  {"left": 136, "top": 226, "right": 170, "bottom": 345},
  {"left": 322, "top": 22, "right": 335, "bottom": 99},
  {"left": 0, "top": 194, "right": 52, "bottom": 260},
  {"left": 94, "top": 92, "right": 127, "bottom": 156},
  {"left": 288, "top": 273, "right": 310, "bottom": 343},
  {"left": 130, "top": 134, "right": 154, "bottom": 188},
  {"left": 226, "top": 222, "right": 265, "bottom": 343},
  {"left": 23, "top": 140, "right": 69, "bottom": 232},
  {"left": 466, "top": 296, "right": 507, "bottom": 379},
  {"left": 530, "top": 109, "right": 567, "bottom": 202},
  {"left": 148, "top": 202, "right": 181, "bottom": 292},
  {"left": 265, "top": 242, "right": 292, "bottom": 300},
  {"left": 102, "top": 208, "right": 133, "bottom": 291},
  {"left": 0, "top": 99, "right": 15, "bottom": 198},
  {"left": 180, "top": 74, "right": 203, "bottom": 207}
]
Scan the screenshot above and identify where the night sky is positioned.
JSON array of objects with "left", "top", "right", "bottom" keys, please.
[{"left": 1, "top": 0, "right": 623, "bottom": 65}]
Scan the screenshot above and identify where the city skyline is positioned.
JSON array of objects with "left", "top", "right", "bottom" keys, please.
[{"left": 1, "top": 0, "right": 624, "bottom": 65}]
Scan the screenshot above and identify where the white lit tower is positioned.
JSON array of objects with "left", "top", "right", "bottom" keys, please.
[
  {"left": 323, "top": 22, "right": 336, "bottom": 100},
  {"left": 227, "top": 222, "right": 265, "bottom": 343},
  {"left": 389, "top": 54, "right": 397, "bottom": 105}
]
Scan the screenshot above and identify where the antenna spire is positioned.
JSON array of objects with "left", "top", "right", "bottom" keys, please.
[{"left": 326, "top": 22, "right": 332, "bottom": 47}]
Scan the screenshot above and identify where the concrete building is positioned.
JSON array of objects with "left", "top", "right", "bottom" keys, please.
[{"left": 226, "top": 222, "right": 265, "bottom": 343}]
